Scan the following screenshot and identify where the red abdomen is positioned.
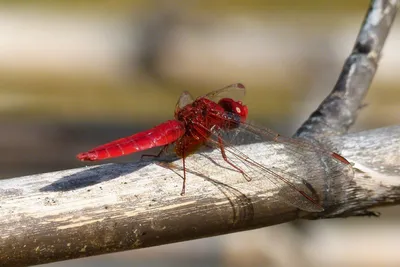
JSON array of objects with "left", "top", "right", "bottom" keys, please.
[{"left": 77, "top": 120, "right": 185, "bottom": 161}]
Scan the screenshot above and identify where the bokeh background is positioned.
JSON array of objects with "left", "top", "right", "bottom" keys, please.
[{"left": 1, "top": 1, "right": 399, "bottom": 266}]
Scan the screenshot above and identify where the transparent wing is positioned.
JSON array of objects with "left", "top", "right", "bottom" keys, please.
[
  {"left": 186, "top": 112, "right": 353, "bottom": 212},
  {"left": 175, "top": 91, "right": 194, "bottom": 112},
  {"left": 237, "top": 122, "right": 352, "bottom": 166},
  {"left": 210, "top": 133, "right": 324, "bottom": 212},
  {"left": 203, "top": 83, "right": 246, "bottom": 103},
  {"left": 175, "top": 83, "right": 245, "bottom": 113}
]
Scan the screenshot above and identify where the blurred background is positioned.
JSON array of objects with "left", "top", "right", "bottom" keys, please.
[{"left": 0, "top": 0, "right": 399, "bottom": 266}]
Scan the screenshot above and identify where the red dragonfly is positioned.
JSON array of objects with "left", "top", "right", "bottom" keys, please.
[{"left": 77, "top": 83, "right": 351, "bottom": 212}]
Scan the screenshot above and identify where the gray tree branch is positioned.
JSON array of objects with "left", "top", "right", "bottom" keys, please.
[
  {"left": 0, "top": 126, "right": 399, "bottom": 267},
  {"left": 295, "top": 0, "right": 399, "bottom": 139},
  {"left": 0, "top": 0, "right": 399, "bottom": 266}
]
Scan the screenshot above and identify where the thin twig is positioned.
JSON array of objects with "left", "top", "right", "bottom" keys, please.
[{"left": 295, "top": 0, "right": 399, "bottom": 139}]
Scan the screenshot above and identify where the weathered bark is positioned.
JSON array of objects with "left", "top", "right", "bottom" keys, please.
[
  {"left": 0, "top": 126, "right": 399, "bottom": 266},
  {"left": 0, "top": 0, "right": 399, "bottom": 266}
]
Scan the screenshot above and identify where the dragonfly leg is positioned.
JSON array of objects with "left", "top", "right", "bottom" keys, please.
[
  {"left": 180, "top": 152, "right": 186, "bottom": 196},
  {"left": 141, "top": 145, "right": 169, "bottom": 160},
  {"left": 217, "top": 136, "right": 251, "bottom": 181},
  {"left": 331, "top": 152, "right": 351, "bottom": 165}
]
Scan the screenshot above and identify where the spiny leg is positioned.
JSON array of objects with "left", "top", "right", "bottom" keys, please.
[
  {"left": 141, "top": 145, "right": 169, "bottom": 160},
  {"left": 180, "top": 151, "right": 186, "bottom": 196},
  {"left": 218, "top": 136, "right": 251, "bottom": 181}
]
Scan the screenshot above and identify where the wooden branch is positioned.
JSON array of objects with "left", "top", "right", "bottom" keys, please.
[
  {"left": 296, "top": 0, "right": 399, "bottom": 139},
  {"left": 0, "top": 126, "right": 399, "bottom": 267},
  {"left": 1, "top": 1, "right": 399, "bottom": 266}
]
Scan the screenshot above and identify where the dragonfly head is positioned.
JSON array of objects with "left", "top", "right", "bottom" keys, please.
[{"left": 218, "top": 98, "right": 248, "bottom": 123}]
